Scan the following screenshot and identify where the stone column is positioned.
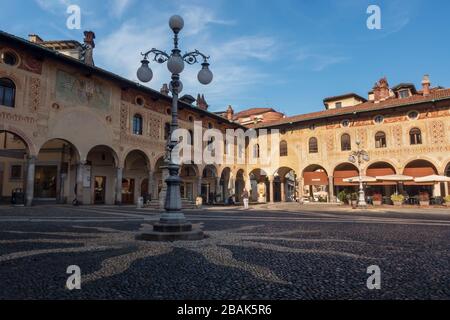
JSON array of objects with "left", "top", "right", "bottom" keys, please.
[
  {"left": 197, "top": 177, "right": 202, "bottom": 198},
  {"left": 115, "top": 167, "right": 123, "bottom": 205},
  {"left": 328, "top": 176, "right": 335, "bottom": 203},
  {"left": 147, "top": 171, "right": 153, "bottom": 198},
  {"left": 269, "top": 175, "right": 274, "bottom": 203},
  {"left": 216, "top": 177, "right": 221, "bottom": 203},
  {"left": 281, "top": 179, "right": 286, "bottom": 202},
  {"left": 297, "top": 177, "right": 303, "bottom": 201},
  {"left": 75, "top": 161, "right": 85, "bottom": 205},
  {"left": 25, "top": 156, "right": 36, "bottom": 206},
  {"left": 444, "top": 182, "right": 449, "bottom": 197}
]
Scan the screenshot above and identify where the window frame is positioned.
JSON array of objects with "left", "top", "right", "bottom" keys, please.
[
  {"left": 340, "top": 133, "right": 352, "bottom": 151},
  {"left": 409, "top": 128, "right": 422, "bottom": 145},
  {"left": 309, "top": 137, "right": 318, "bottom": 154},
  {"left": 375, "top": 131, "right": 387, "bottom": 148},
  {"left": 0, "top": 78, "right": 16, "bottom": 108},
  {"left": 132, "top": 114, "right": 143, "bottom": 135},
  {"left": 280, "top": 140, "right": 288, "bottom": 157}
]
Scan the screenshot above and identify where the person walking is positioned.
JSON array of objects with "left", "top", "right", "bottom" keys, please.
[{"left": 242, "top": 188, "right": 249, "bottom": 209}]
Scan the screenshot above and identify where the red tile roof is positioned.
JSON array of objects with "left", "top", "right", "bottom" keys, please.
[
  {"left": 233, "top": 108, "right": 277, "bottom": 119},
  {"left": 254, "top": 88, "right": 450, "bottom": 129}
]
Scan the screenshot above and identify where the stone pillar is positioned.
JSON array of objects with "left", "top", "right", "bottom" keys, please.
[
  {"left": 328, "top": 176, "right": 335, "bottom": 203},
  {"left": 269, "top": 175, "right": 274, "bottom": 203},
  {"left": 147, "top": 171, "right": 153, "bottom": 197},
  {"left": 115, "top": 167, "right": 123, "bottom": 205},
  {"left": 75, "top": 161, "right": 85, "bottom": 205},
  {"left": 297, "top": 177, "right": 303, "bottom": 201},
  {"left": 445, "top": 182, "right": 449, "bottom": 197},
  {"left": 281, "top": 179, "right": 286, "bottom": 202},
  {"left": 25, "top": 156, "right": 36, "bottom": 206},
  {"left": 216, "top": 177, "right": 221, "bottom": 203},
  {"left": 197, "top": 177, "right": 202, "bottom": 198}
]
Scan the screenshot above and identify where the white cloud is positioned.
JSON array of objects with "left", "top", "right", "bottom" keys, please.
[
  {"left": 109, "top": 0, "right": 134, "bottom": 18},
  {"left": 34, "top": 0, "right": 72, "bottom": 13},
  {"left": 95, "top": 5, "right": 276, "bottom": 110},
  {"left": 296, "top": 49, "right": 349, "bottom": 71}
]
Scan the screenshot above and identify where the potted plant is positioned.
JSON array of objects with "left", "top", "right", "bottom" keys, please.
[
  {"left": 391, "top": 193, "right": 404, "bottom": 206},
  {"left": 419, "top": 192, "right": 430, "bottom": 207},
  {"left": 372, "top": 193, "right": 382, "bottom": 206},
  {"left": 444, "top": 196, "right": 450, "bottom": 207}
]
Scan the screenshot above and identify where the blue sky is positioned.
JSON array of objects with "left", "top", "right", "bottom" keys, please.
[{"left": 1, "top": 0, "right": 449, "bottom": 115}]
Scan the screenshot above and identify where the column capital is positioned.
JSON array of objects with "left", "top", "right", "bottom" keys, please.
[{"left": 27, "top": 155, "right": 37, "bottom": 162}]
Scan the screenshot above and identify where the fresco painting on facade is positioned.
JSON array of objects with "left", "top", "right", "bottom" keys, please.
[{"left": 56, "top": 69, "right": 111, "bottom": 110}]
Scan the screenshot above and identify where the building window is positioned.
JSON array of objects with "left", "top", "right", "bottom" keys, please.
[
  {"left": 188, "top": 115, "right": 194, "bottom": 122},
  {"left": 410, "top": 128, "right": 422, "bottom": 145},
  {"left": 280, "top": 140, "right": 288, "bottom": 157},
  {"left": 0, "top": 78, "right": 16, "bottom": 108},
  {"left": 341, "top": 119, "right": 350, "bottom": 128},
  {"left": 374, "top": 115, "right": 384, "bottom": 124},
  {"left": 341, "top": 134, "right": 351, "bottom": 151},
  {"left": 132, "top": 114, "right": 143, "bottom": 135},
  {"left": 407, "top": 110, "right": 419, "bottom": 120},
  {"left": 135, "top": 96, "right": 145, "bottom": 106},
  {"left": 335, "top": 102, "right": 342, "bottom": 108},
  {"left": 164, "top": 122, "right": 171, "bottom": 140},
  {"left": 253, "top": 144, "right": 260, "bottom": 158},
  {"left": 309, "top": 137, "right": 318, "bottom": 154},
  {"left": 398, "top": 89, "right": 410, "bottom": 99},
  {"left": 10, "top": 165, "right": 22, "bottom": 180},
  {"left": 375, "top": 131, "right": 387, "bottom": 148},
  {"left": 1, "top": 52, "right": 18, "bottom": 66}
]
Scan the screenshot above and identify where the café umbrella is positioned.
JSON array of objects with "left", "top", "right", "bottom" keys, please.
[
  {"left": 375, "top": 174, "right": 414, "bottom": 181},
  {"left": 375, "top": 174, "right": 414, "bottom": 194},
  {"left": 343, "top": 176, "right": 377, "bottom": 183},
  {"left": 414, "top": 175, "right": 450, "bottom": 183}
]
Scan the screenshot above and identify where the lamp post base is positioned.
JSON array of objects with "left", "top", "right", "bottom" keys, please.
[{"left": 136, "top": 222, "right": 204, "bottom": 242}]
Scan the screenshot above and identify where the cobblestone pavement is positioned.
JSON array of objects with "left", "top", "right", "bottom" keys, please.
[{"left": 0, "top": 204, "right": 449, "bottom": 300}]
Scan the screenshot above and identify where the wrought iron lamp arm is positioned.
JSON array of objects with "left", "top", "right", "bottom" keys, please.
[
  {"left": 141, "top": 49, "right": 171, "bottom": 64},
  {"left": 183, "top": 50, "right": 210, "bottom": 65}
]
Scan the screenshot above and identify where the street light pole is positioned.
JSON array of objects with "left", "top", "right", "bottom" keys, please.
[
  {"left": 349, "top": 140, "right": 369, "bottom": 208},
  {"left": 136, "top": 15, "right": 213, "bottom": 241}
]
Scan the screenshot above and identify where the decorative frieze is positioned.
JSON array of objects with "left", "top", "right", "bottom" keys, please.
[
  {"left": 28, "top": 77, "right": 41, "bottom": 112},
  {"left": 0, "top": 111, "right": 35, "bottom": 124},
  {"left": 430, "top": 120, "right": 445, "bottom": 145}
]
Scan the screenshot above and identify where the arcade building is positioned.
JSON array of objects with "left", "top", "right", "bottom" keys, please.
[{"left": 1, "top": 30, "right": 450, "bottom": 207}]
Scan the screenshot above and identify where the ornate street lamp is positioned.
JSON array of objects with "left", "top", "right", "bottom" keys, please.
[
  {"left": 348, "top": 140, "right": 370, "bottom": 208},
  {"left": 136, "top": 15, "right": 213, "bottom": 241}
]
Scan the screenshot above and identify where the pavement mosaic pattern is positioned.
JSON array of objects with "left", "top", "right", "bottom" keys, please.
[{"left": 0, "top": 204, "right": 449, "bottom": 300}]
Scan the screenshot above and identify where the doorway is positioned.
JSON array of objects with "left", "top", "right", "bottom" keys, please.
[
  {"left": 122, "top": 178, "right": 135, "bottom": 204},
  {"left": 34, "top": 166, "right": 57, "bottom": 199},
  {"left": 94, "top": 176, "right": 106, "bottom": 204}
]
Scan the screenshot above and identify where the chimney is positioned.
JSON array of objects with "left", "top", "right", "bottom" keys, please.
[
  {"left": 28, "top": 34, "right": 43, "bottom": 43},
  {"left": 81, "top": 31, "right": 96, "bottom": 66},
  {"left": 226, "top": 105, "right": 234, "bottom": 121},
  {"left": 373, "top": 77, "right": 390, "bottom": 103},
  {"left": 160, "top": 83, "right": 170, "bottom": 95},
  {"left": 422, "top": 74, "right": 431, "bottom": 96},
  {"left": 197, "top": 94, "right": 208, "bottom": 110}
]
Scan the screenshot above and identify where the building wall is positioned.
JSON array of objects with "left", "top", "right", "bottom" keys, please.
[{"left": 0, "top": 40, "right": 246, "bottom": 205}]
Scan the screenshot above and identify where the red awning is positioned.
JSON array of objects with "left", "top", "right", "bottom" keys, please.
[
  {"left": 366, "top": 167, "right": 397, "bottom": 185},
  {"left": 334, "top": 169, "right": 359, "bottom": 186},
  {"left": 303, "top": 171, "right": 328, "bottom": 186},
  {"left": 403, "top": 167, "right": 437, "bottom": 186}
]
